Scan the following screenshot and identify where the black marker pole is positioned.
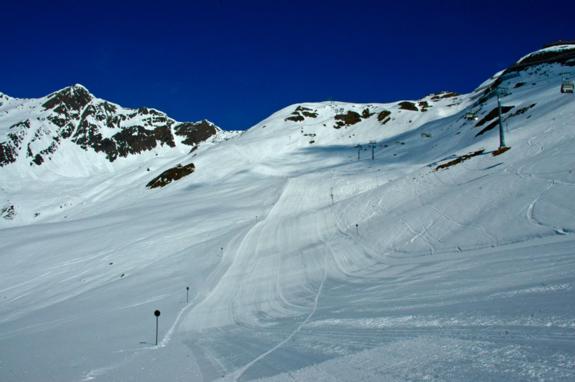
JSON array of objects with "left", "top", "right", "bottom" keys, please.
[
  {"left": 186, "top": 286, "right": 190, "bottom": 304},
  {"left": 154, "top": 310, "right": 161, "bottom": 346}
]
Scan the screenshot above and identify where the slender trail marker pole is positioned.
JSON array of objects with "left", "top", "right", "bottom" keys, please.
[
  {"left": 154, "top": 310, "right": 161, "bottom": 346},
  {"left": 186, "top": 286, "right": 189, "bottom": 304}
]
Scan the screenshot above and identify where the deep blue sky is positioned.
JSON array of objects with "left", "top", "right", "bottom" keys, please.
[{"left": 1, "top": 0, "right": 573, "bottom": 130}]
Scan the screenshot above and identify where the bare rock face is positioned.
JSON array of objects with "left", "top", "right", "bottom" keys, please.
[
  {"left": 285, "top": 106, "right": 319, "bottom": 122},
  {"left": 377, "top": 110, "right": 391, "bottom": 124},
  {"left": 397, "top": 101, "right": 418, "bottom": 111},
  {"left": 333, "top": 111, "right": 362, "bottom": 128},
  {"left": 42, "top": 84, "right": 93, "bottom": 111},
  {"left": 0, "top": 121, "right": 28, "bottom": 166},
  {"left": 174, "top": 120, "right": 218, "bottom": 148},
  {"left": 146, "top": 163, "right": 196, "bottom": 189},
  {"left": 0, "top": 85, "right": 221, "bottom": 166}
]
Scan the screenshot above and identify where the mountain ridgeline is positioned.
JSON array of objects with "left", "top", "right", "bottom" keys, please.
[
  {"left": 1, "top": 43, "right": 574, "bottom": 187},
  {"left": 0, "top": 85, "right": 220, "bottom": 167}
]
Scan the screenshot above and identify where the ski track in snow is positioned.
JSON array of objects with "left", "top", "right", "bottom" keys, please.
[
  {"left": 422, "top": 173, "right": 500, "bottom": 247},
  {"left": 525, "top": 182, "right": 571, "bottom": 236},
  {"left": 231, "top": 253, "right": 327, "bottom": 382}
]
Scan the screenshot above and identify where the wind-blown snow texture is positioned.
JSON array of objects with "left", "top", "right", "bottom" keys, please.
[{"left": 1, "top": 46, "right": 575, "bottom": 382}]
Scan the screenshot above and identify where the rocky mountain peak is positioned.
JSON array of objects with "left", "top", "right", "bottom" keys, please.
[
  {"left": 42, "top": 84, "right": 93, "bottom": 111},
  {"left": 0, "top": 86, "right": 222, "bottom": 168}
]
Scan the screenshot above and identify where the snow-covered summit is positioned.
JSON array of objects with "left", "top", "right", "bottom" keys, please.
[
  {"left": 0, "top": 85, "right": 222, "bottom": 172},
  {"left": 514, "top": 42, "right": 575, "bottom": 67}
]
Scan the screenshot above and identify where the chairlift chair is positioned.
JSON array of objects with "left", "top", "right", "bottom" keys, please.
[
  {"left": 561, "top": 80, "right": 574, "bottom": 94},
  {"left": 464, "top": 112, "right": 478, "bottom": 121}
]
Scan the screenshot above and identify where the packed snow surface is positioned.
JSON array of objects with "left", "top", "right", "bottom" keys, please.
[{"left": 1, "top": 55, "right": 575, "bottom": 381}]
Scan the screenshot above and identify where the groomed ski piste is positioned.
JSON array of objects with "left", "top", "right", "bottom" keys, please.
[{"left": 1, "top": 45, "right": 574, "bottom": 381}]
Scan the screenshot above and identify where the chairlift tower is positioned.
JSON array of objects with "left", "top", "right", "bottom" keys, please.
[
  {"left": 496, "top": 89, "right": 506, "bottom": 148},
  {"left": 495, "top": 87, "right": 510, "bottom": 149}
]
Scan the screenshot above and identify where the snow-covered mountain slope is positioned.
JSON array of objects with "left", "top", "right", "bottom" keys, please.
[
  {"left": 1, "top": 45, "right": 575, "bottom": 382},
  {"left": 0, "top": 85, "right": 237, "bottom": 225}
]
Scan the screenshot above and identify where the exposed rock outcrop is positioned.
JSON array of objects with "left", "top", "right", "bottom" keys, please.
[{"left": 146, "top": 163, "right": 196, "bottom": 189}]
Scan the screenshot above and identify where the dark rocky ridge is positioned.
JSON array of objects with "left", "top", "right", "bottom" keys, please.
[
  {"left": 42, "top": 85, "right": 92, "bottom": 111},
  {"left": 0, "top": 85, "right": 220, "bottom": 166}
]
